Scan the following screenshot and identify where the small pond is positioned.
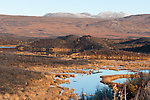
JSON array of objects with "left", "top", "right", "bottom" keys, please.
[
  {"left": 0, "top": 46, "right": 16, "bottom": 48},
  {"left": 59, "top": 69, "right": 137, "bottom": 96}
]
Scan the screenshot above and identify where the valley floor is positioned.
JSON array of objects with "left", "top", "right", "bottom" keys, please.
[{"left": 0, "top": 50, "right": 150, "bottom": 100}]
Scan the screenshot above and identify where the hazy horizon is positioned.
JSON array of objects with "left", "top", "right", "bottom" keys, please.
[{"left": 0, "top": 0, "right": 149, "bottom": 16}]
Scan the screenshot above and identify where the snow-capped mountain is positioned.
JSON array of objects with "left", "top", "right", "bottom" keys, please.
[
  {"left": 44, "top": 12, "right": 129, "bottom": 18},
  {"left": 96, "top": 12, "right": 128, "bottom": 18},
  {"left": 44, "top": 12, "right": 92, "bottom": 18}
]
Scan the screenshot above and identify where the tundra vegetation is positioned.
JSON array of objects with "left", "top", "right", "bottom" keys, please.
[{"left": 0, "top": 35, "right": 150, "bottom": 100}]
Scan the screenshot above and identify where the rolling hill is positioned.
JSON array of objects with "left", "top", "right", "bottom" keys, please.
[
  {"left": 0, "top": 14, "right": 150, "bottom": 39},
  {"left": 16, "top": 35, "right": 150, "bottom": 61},
  {"left": 119, "top": 37, "right": 150, "bottom": 53}
]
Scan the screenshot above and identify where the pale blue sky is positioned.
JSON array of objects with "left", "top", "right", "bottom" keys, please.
[{"left": 0, "top": 0, "right": 149, "bottom": 16}]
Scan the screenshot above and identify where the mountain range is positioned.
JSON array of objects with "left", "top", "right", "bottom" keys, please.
[{"left": 44, "top": 12, "right": 129, "bottom": 19}]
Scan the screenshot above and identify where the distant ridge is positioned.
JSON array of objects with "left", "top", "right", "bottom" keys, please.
[
  {"left": 0, "top": 14, "right": 150, "bottom": 39},
  {"left": 44, "top": 12, "right": 129, "bottom": 19}
]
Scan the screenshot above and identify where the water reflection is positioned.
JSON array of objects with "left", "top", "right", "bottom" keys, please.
[
  {"left": 112, "top": 78, "right": 128, "bottom": 83},
  {"left": 60, "top": 69, "right": 135, "bottom": 95}
]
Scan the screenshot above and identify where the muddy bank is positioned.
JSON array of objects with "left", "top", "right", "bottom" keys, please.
[{"left": 101, "top": 74, "right": 134, "bottom": 83}]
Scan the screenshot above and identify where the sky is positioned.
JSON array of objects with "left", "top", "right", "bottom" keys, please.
[{"left": 0, "top": 0, "right": 149, "bottom": 16}]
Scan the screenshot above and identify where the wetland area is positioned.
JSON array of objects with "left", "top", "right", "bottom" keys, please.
[
  {"left": 0, "top": 35, "right": 150, "bottom": 100},
  {"left": 0, "top": 6, "right": 150, "bottom": 99},
  {"left": 54, "top": 67, "right": 149, "bottom": 98}
]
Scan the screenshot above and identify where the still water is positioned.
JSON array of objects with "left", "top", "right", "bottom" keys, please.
[
  {"left": 0, "top": 46, "right": 16, "bottom": 48},
  {"left": 60, "top": 69, "right": 135, "bottom": 96}
]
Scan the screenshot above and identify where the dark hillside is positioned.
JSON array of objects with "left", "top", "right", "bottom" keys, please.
[
  {"left": 122, "top": 44, "right": 150, "bottom": 53},
  {"left": 29, "top": 35, "right": 105, "bottom": 51},
  {"left": 120, "top": 37, "right": 150, "bottom": 45},
  {"left": 30, "top": 35, "right": 79, "bottom": 49},
  {"left": 73, "top": 35, "right": 103, "bottom": 51}
]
